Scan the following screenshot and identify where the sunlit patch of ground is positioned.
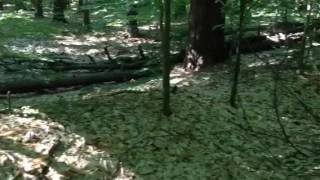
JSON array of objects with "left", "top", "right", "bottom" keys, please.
[
  {"left": 0, "top": 107, "right": 134, "bottom": 179},
  {"left": 0, "top": 50, "right": 319, "bottom": 179}
]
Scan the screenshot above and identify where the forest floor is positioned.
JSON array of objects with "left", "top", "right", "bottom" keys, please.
[{"left": 0, "top": 7, "right": 320, "bottom": 180}]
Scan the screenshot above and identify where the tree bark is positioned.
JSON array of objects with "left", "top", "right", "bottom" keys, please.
[
  {"left": 83, "top": 9, "right": 90, "bottom": 30},
  {"left": 127, "top": 4, "right": 139, "bottom": 37},
  {"left": 0, "top": 70, "right": 151, "bottom": 94},
  {"left": 184, "top": 0, "right": 226, "bottom": 71},
  {"left": 78, "top": 0, "right": 83, "bottom": 12},
  {"left": 230, "top": 0, "right": 246, "bottom": 108},
  {"left": 162, "top": 0, "right": 171, "bottom": 116},
  {"left": 53, "top": 0, "right": 67, "bottom": 23},
  {"left": 33, "top": 0, "right": 44, "bottom": 18},
  {"left": 47, "top": 61, "right": 145, "bottom": 71},
  {"left": 0, "top": 0, "right": 3, "bottom": 10}
]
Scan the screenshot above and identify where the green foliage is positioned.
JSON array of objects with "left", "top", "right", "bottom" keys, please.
[{"left": 0, "top": 12, "right": 59, "bottom": 39}]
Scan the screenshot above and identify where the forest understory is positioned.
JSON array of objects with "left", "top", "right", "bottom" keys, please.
[{"left": 0, "top": 1, "right": 320, "bottom": 180}]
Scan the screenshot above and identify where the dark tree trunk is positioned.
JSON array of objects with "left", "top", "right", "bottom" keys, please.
[
  {"left": 162, "top": 0, "right": 172, "bottom": 116},
  {"left": 53, "top": 0, "right": 67, "bottom": 23},
  {"left": 83, "top": 9, "right": 91, "bottom": 30},
  {"left": 34, "top": 0, "right": 44, "bottom": 18},
  {"left": 0, "top": 70, "right": 150, "bottom": 94},
  {"left": 230, "top": 0, "right": 246, "bottom": 108},
  {"left": 78, "top": 0, "right": 83, "bottom": 12},
  {"left": 15, "top": 0, "right": 27, "bottom": 10},
  {"left": 127, "top": 4, "right": 139, "bottom": 37},
  {"left": 0, "top": 0, "right": 3, "bottom": 10},
  {"left": 173, "top": 0, "right": 187, "bottom": 19},
  {"left": 184, "top": 0, "right": 226, "bottom": 70}
]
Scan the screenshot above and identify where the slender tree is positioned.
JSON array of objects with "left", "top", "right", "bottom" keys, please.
[
  {"left": 81, "top": 0, "right": 91, "bottom": 30},
  {"left": 158, "top": 0, "right": 164, "bottom": 34},
  {"left": 298, "top": 0, "right": 313, "bottom": 74},
  {"left": 230, "top": 0, "right": 247, "bottom": 108},
  {"left": 162, "top": 0, "right": 171, "bottom": 116},
  {"left": 184, "top": 0, "right": 226, "bottom": 71}
]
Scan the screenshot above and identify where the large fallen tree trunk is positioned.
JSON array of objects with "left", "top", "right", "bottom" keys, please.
[
  {"left": 48, "top": 60, "right": 145, "bottom": 71},
  {"left": 225, "top": 21, "right": 306, "bottom": 36},
  {"left": 0, "top": 69, "right": 151, "bottom": 93}
]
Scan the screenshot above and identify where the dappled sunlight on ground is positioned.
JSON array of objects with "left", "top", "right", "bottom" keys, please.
[{"left": 0, "top": 107, "right": 134, "bottom": 179}]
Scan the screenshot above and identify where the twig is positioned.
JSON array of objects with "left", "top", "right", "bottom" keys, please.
[
  {"left": 104, "top": 46, "right": 113, "bottom": 61},
  {"left": 272, "top": 71, "right": 308, "bottom": 157},
  {"left": 283, "top": 84, "right": 320, "bottom": 123},
  {"left": 7, "top": 91, "right": 11, "bottom": 111},
  {"left": 138, "top": 45, "right": 145, "bottom": 60}
]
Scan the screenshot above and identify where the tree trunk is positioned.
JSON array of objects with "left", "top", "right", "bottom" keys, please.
[
  {"left": 127, "top": 4, "right": 139, "bottom": 37},
  {"left": 83, "top": 10, "right": 90, "bottom": 30},
  {"left": 0, "top": 70, "right": 150, "bottom": 94},
  {"left": 230, "top": 0, "right": 246, "bottom": 108},
  {"left": 34, "top": 0, "right": 44, "bottom": 18},
  {"left": 162, "top": 0, "right": 171, "bottom": 116},
  {"left": 15, "top": 0, "right": 27, "bottom": 10},
  {"left": 298, "top": 0, "right": 312, "bottom": 74},
  {"left": 53, "top": 0, "right": 67, "bottom": 23},
  {"left": 78, "top": 0, "right": 83, "bottom": 12},
  {"left": 158, "top": 0, "right": 164, "bottom": 34},
  {"left": 0, "top": 0, "right": 3, "bottom": 10},
  {"left": 184, "top": 0, "right": 226, "bottom": 71},
  {"left": 173, "top": 0, "right": 187, "bottom": 19}
]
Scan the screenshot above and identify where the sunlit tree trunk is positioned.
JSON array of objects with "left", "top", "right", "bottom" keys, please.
[
  {"left": 162, "top": 0, "right": 171, "bottom": 116},
  {"left": 53, "top": 0, "right": 67, "bottom": 23},
  {"left": 184, "top": 0, "right": 226, "bottom": 71}
]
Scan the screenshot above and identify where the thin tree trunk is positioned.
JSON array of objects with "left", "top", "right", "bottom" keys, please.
[
  {"left": 298, "top": 0, "right": 312, "bottom": 74},
  {"left": 230, "top": 0, "right": 246, "bottom": 108},
  {"left": 83, "top": 10, "right": 91, "bottom": 30},
  {"left": 162, "top": 0, "right": 171, "bottom": 116},
  {"left": 158, "top": 0, "right": 164, "bottom": 34}
]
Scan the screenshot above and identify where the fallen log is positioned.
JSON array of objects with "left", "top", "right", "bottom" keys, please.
[
  {"left": 0, "top": 69, "right": 151, "bottom": 94},
  {"left": 48, "top": 60, "right": 145, "bottom": 71},
  {"left": 1, "top": 57, "right": 146, "bottom": 73}
]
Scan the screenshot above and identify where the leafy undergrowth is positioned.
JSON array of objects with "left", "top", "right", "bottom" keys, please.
[
  {"left": 0, "top": 11, "right": 62, "bottom": 40},
  {"left": 1, "top": 57, "right": 319, "bottom": 179}
]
